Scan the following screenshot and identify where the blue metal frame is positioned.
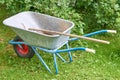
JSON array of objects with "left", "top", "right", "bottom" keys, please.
[{"left": 9, "top": 30, "right": 109, "bottom": 74}]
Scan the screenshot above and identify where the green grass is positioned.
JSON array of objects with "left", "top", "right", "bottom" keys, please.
[{"left": 0, "top": 5, "right": 120, "bottom": 80}]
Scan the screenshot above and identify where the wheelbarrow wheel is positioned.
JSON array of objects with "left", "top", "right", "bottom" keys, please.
[{"left": 13, "top": 36, "right": 35, "bottom": 58}]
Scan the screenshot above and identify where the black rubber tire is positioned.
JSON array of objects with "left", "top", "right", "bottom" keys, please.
[{"left": 13, "top": 36, "right": 35, "bottom": 58}]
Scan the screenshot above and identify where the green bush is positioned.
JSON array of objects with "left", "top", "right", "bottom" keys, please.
[{"left": 1, "top": 0, "right": 120, "bottom": 33}]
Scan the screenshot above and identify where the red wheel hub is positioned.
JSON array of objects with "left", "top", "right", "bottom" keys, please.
[{"left": 16, "top": 43, "right": 29, "bottom": 55}]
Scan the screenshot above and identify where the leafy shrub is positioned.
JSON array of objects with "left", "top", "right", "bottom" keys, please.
[
  {"left": 74, "top": 0, "right": 120, "bottom": 32},
  {"left": 0, "top": 0, "right": 120, "bottom": 33}
]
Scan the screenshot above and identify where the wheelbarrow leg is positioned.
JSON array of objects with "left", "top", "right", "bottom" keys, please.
[
  {"left": 53, "top": 53, "right": 58, "bottom": 74},
  {"left": 32, "top": 47, "right": 52, "bottom": 73},
  {"left": 66, "top": 43, "right": 72, "bottom": 62}
]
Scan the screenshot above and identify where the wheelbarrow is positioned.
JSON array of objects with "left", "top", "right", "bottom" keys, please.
[{"left": 3, "top": 11, "right": 116, "bottom": 74}]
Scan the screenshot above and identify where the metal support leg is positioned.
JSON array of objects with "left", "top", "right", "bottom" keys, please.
[
  {"left": 32, "top": 47, "right": 52, "bottom": 73},
  {"left": 56, "top": 53, "right": 66, "bottom": 62},
  {"left": 53, "top": 53, "right": 58, "bottom": 74},
  {"left": 66, "top": 43, "right": 72, "bottom": 62}
]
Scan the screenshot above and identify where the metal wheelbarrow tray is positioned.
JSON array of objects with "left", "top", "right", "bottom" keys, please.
[{"left": 3, "top": 11, "right": 74, "bottom": 49}]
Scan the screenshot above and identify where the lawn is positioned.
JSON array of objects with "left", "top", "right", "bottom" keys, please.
[{"left": 0, "top": 5, "right": 120, "bottom": 80}]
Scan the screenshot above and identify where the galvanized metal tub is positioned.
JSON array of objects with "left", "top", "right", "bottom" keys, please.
[{"left": 3, "top": 11, "right": 74, "bottom": 49}]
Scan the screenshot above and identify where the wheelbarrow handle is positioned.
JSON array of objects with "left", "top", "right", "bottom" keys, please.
[
  {"left": 85, "top": 48, "right": 95, "bottom": 53},
  {"left": 107, "top": 30, "right": 117, "bottom": 33},
  {"left": 54, "top": 47, "right": 95, "bottom": 54},
  {"left": 28, "top": 28, "right": 110, "bottom": 44}
]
